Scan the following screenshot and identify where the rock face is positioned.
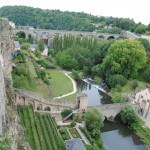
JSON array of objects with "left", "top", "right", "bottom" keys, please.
[{"left": 0, "top": 18, "right": 18, "bottom": 149}]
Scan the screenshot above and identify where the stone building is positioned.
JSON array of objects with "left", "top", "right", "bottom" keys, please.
[{"left": 133, "top": 88, "right": 150, "bottom": 119}]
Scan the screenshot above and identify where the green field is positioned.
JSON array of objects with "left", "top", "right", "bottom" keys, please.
[
  {"left": 48, "top": 70, "right": 73, "bottom": 97},
  {"left": 26, "top": 61, "right": 37, "bottom": 78},
  {"left": 17, "top": 105, "right": 65, "bottom": 150}
]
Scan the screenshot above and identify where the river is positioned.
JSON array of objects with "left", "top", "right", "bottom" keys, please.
[{"left": 77, "top": 78, "right": 148, "bottom": 150}]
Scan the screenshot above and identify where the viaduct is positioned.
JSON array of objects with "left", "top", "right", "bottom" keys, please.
[{"left": 12, "top": 29, "right": 121, "bottom": 48}]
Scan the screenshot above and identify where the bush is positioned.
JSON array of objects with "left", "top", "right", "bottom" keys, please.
[
  {"left": 72, "top": 70, "right": 80, "bottom": 80},
  {"left": 131, "top": 80, "right": 139, "bottom": 91},
  {"left": 108, "top": 74, "right": 127, "bottom": 88},
  {"left": 61, "top": 109, "right": 73, "bottom": 119},
  {"left": 120, "top": 106, "right": 139, "bottom": 130},
  {"left": 70, "top": 121, "right": 76, "bottom": 127},
  {"left": 84, "top": 108, "right": 103, "bottom": 132},
  {"left": 112, "top": 93, "right": 128, "bottom": 103}
]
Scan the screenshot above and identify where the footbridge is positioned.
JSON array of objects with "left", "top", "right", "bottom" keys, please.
[{"left": 88, "top": 102, "right": 130, "bottom": 121}]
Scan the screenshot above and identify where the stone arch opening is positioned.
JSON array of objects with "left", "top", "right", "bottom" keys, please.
[
  {"left": 29, "top": 31, "right": 38, "bottom": 42},
  {"left": 44, "top": 106, "right": 51, "bottom": 111},
  {"left": 108, "top": 36, "right": 115, "bottom": 40},
  {"left": 98, "top": 35, "right": 105, "bottom": 40},
  {"left": 16, "top": 31, "right": 26, "bottom": 39},
  {"left": 37, "top": 104, "right": 43, "bottom": 110},
  {"left": 28, "top": 100, "right": 35, "bottom": 110},
  {"left": 19, "top": 96, "right": 25, "bottom": 105}
]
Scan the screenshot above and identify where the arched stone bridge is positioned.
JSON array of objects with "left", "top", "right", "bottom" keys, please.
[
  {"left": 88, "top": 102, "right": 130, "bottom": 121},
  {"left": 11, "top": 29, "right": 120, "bottom": 48}
]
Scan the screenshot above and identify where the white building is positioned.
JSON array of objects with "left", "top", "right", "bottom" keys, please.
[
  {"left": 41, "top": 45, "right": 48, "bottom": 56},
  {"left": 134, "top": 88, "right": 150, "bottom": 119},
  {"left": 9, "top": 21, "right": 15, "bottom": 29}
]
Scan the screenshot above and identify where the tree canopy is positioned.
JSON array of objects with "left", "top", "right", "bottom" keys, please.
[
  {"left": 0, "top": 6, "right": 142, "bottom": 32},
  {"left": 102, "top": 40, "right": 147, "bottom": 79}
]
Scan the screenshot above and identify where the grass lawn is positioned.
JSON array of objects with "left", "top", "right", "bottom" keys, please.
[
  {"left": 34, "top": 83, "right": 50, "bottom": 99},
  {"left": 26, "top": 61, "right": 38, "bottom": 78},
  {"left": 61, "top": 93, "right": 77, "bottom": 101},
  {"left": 47, "top": 69, "right": 73, "bottom": 97}
]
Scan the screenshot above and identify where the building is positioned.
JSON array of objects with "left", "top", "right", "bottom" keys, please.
[
  {"left": 65, "top": 138, "right": 86, "bottom": 150},
  {"left": 12, "top": 41, "right": 21, "bottom": 58},
  {"left": 41, "top": 45, "right": 48, "bottom": 56},
  {"left": 9, "top": 21, "right": 15, "bottom": 29},
  {"left": 134, "top": 88, "right": 150, "bottom": 119},
  {"left": 29, "top": 44, "right": 38, "bottom": 52}
]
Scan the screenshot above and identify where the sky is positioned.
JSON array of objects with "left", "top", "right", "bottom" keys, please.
[{"left": 0, "top": 0, "right": 150, "bottom": 25}]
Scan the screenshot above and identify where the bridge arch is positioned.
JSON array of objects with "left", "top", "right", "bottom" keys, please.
[
  {"left": 28, "top": 100, "right": 35, "bottom": 110},
  {"left": 37, "top": 104, "right": 43, "bottom": 110},
  {"left": 16, "top": 31, "right": 26, "bottom": 39},
  {"left": 44, "top": 106, "right": 51, "bottom": 111},
  {"left": 98, "top": 35, "right": 105, "bottom": 40},
  {"left": 108, "top": 36, "right": 115, "bottom": 40}
]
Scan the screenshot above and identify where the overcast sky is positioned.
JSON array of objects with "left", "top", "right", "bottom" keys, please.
[{"left": 1, "top": 0, "right": 150, "bottom": 25}]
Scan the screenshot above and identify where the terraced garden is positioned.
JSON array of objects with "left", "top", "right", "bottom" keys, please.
[{"left": 17, "top": 105, "right": 65, "bottom": 150}]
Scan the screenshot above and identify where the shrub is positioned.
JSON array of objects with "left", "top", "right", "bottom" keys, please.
[
  {"left": 72, "top": 70, "right": 80, "bottom": 80},
  {"left": 120, "top": 106, "right": 139, "bottom": 130},
  {"left": 61, "top": 109, "right": 73, "bottom": 119},
  {"left": 108, "top": 74, "right": 127, "bottom": 88},
  {"left": 112, "top": 93, "right": 128, "bottom": 103},
  {"left": 70, "top": 121, "right": 76, "bottom": 127}
]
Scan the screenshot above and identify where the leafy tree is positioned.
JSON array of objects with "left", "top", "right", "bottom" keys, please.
[
  {"left": 108, "top": 74, "right": 127, "bottom": 88},
  {"left": 141, "top": 64, "right": 150, "bottom": 82},
  {"left": 136, "top": 38, "right": 150, "bottom": 52},
  {"left": 72, "top": 70, "right": 80, "bottom": 80},
  {"left": 28, "top": 34, "right": 34, "bottom": 44},
  {"left": 135, "top": 24, "right": 146, "bottom": 34},
  {"left": 131, "top": 80, "right": 139, "bottom": 91},
  {"left": 84, "top": 108, "right": 103, "bottom": 132},
  {"left": 61, "top": 109, "right": 72, "bottom": 119},
  {"left": 147, "top": 23, "right": 150, "bottom": 31},
  {"left": 102, "top": 40, "right": 147, "bottom": 79},
  {"left": 38, "top": 40, "right": 44, "bottom": 52},
  {"left": 55, "top": 52, "right": 76, "bottom": 70},
  {"left": 112, "top": 93, "right": 128, "bottom": 103},
  {"left": 120, "top": 106, "right": 139, "bottom": 129},
  {"left": 35, "top": 48, "right": 41, "bottom": 57},
  {"left": 21, "top": 42, "right": 29, "bottom": 50}
]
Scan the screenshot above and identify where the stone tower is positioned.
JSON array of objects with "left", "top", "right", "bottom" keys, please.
[{"left": 77, "top": 93, "right": 88, "bottom": 111}]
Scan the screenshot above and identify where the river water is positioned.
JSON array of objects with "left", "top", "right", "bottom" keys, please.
[
  {"left": 77, "top": 78, "right": 148, "bottom": 150},
  {"left": 76, "top": 78, "right": 112, "bottom": 106}
]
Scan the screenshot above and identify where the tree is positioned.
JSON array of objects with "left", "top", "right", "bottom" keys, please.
[
  {"left": 108, "top": 74, "right": 127, "bottom": 88},
  {"left": 38, "top": 40, "right": 44, "bottom": 52},
  {"left": 131, "top": 80, "right": 139, "bottom": 91},
  {"left": 141, "top": 64, "right": 150, "bottom": 83},
  {"left": 84, "top": 108, "right": 103, "bottom": 131},
  {"left": 120, "top": 106, "right": 139, "bottom": 129},
  {"left": 135, "top": 25, "right": 146, "bottom": 34},
  {"left": 112, "top": 93, "right": 128, "bottom": 103},
  {"left": 147, "top": 23, "right": 150, "bottom": 31},
  {"left": 136, "top": 38, "right": 150, "bottom": 52},
  {"left": 61, "top": 109, "right": 72, "bottom": 119},
  {"left": 28, "top": 34, "right": 34, "bottom": 44},
  {"left": 35, "top": 48, "right": 41, "bottom": 57},
  {"left": 102, "top": 40, "right": 147, "bottom": 79},
  {"left": 21, "top": 42, "right": 29, "bottom": 50}
]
